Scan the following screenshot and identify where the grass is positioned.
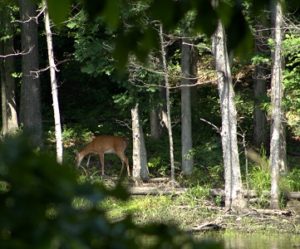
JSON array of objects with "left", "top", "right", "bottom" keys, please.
[{"left": 71, "top": 166, "right": 300, "bottom": 236}]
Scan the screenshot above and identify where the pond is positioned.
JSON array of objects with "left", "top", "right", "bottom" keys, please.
[{"left": 198, "top": 232, "right": 300, "bottom": 249}]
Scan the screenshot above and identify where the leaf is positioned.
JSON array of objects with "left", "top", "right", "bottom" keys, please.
[
  {"left": 102, "top": 0, "right": 121, "bottom": 30},
  {"left": 46, "top": 0, "right": 71, "bottom": 25},
  {"left": 193, "top": 0, "right": 218, "bottom": 36}
]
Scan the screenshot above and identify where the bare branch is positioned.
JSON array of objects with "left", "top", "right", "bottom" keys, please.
[
  {"left": 128, "top": 78, "right": 217, "bottom": 90},
  {"left": 200, "top": 118, "right": 221, "bottom": 134},
  {"left": 14, "top": 6, "right": 45, "bottom": 24},
  {"left": 29, "top": 58, "right": 70, "bottom": 79},
  {"left": 115, "top": 119, "right": 132, "bottom": 131},
  {"left": 0, "top": 47, "right": 33, "bottom": 58}
]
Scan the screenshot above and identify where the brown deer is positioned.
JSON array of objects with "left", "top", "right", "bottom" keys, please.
[{"left": 76, "top": 135, "right": 130, "bottom": 176}]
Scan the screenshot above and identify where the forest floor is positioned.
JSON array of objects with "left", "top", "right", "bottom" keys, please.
[{"left": 83, "top": 173, "right": 300, "bottom": 235}]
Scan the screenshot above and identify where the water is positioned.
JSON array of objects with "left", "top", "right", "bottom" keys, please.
[{"left": 198, "top": 232, "right": 300, "bottom": 249}]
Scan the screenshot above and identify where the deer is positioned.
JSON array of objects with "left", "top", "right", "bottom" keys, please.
[{"left": 75, "top": 135, "right": 130, "bottom": 176}]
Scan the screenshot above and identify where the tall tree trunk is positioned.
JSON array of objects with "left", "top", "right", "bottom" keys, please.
[
  {"left": 159, "top": 23, "right": 175, "bottom": 183},
  {"left": 0, "top": 7, "right": 19, "bottom": 135},
  {"left": 253, "top": 39, "right": 268, "bottom": 148},
  {"left": 279, "top": 123, "right": 287, "bottom": 172},
  {"left": 150, "top": 107, "right": 162, "bottom": 139},
  {"left": 43, "top": 0, "right": 63, "bottom": 163},
  {"left": 270, "top": 0, "right": 284, "bottom": 209},
  {"left": 181, "top": 38, "right": 193, "bottom": 175},
  {"left": 19, "top": 0, "right": 42, "bottom": 147},
  {"left": 131, "top": 103, "right": 149, "bottom": 184},
  {"left": 253, "top": 16, "right": 270, "bottom": 150},
  {"left": 253, "top": 66, "right": 267, "bottom": 148},
  {"left": 212, "top": 18, "right": 246, "bottom": 211}
]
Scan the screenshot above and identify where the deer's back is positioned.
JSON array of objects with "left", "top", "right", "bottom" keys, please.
[{"left": 91, "top": 135, "right": 127, "bottom": 153}]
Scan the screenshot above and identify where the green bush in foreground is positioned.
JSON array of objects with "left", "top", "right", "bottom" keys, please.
[{"left": 0, "top": 136, "right": 222, "bottom": 249}]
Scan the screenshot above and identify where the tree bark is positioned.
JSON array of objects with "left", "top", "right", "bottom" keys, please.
[
  {"left": 252, "top": 15, "right": 270, "bottom": 150},
  {"left": 212, "top": 18, "right": 246, "bottom": 211},
  {"left": 0, "top": 8, "right": 18, "bottom": 135},
  {"left": 150, "top": 107, "right": 162, "bottom": 139},
  {"left": 253, "top": 50, "right": 267, "bottom": 148},
  {"left": 131, "top": 103, "right": 149, "bottom": 183},
  {"left": 181, "top": 38, "right": 193, "bottom": 175},
  {"left": 270, "top": 0, "right": 284, "bottom": 209},
  {"left": 159, "top": 23, "right": 175, "bottom": 183},
  {"left": 19, "top": 0, "right": 42, "bottom": 147},
  {"left": 43, "top": 0, "right": 63, "bottom": 163}
]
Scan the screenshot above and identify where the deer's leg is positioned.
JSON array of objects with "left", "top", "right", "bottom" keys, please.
[
  {"left": 117, "top": 152, "right": 130, "bottom": 177},
  {"left": 124, "top": 156, "right": 130, "bottom": 176},
  {"left": 98, "top": 153, "right": 105, "bottom": 176},
  {"left": 76, "top": 153, "right": 83, "bottom": 167},
  {"left": 86, "top": 155, "right": 91, "bottom": 166}
]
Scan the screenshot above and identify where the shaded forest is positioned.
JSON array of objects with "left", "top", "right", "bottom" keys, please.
[{"left": 1, "top": 0, "right": 300, "bottom": 248}]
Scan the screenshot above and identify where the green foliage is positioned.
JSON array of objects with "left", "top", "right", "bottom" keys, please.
[
  {"left": 280, "top": 169, "right": 300, "bottom": 192},
  {"left": 44, "top": 0, "right": 282, "bottom": 68},
  {"left": 249, "top": 166, "right": 271, "bottom": 193},
  {"left": 68, "top": 10, "right": 116, "bottom": 77},
  {"left": 191, "top": 138, "right": 223, "bottom": 188},
  {"left": 248, "top": 165, "right": 271, "bottom": 207},
  {"left": 47, "top": 0, "right": 71, "bottom": 25},
  {"left": 251, "top": 54, "right": 271, "bottom": 66},
  {"left": 180, "top": 186, "right": 210, "bottom": 207},
  {"left": 283, "top": 33, "right": 300, "bottom": 137},
  {"left": 146, "top": 137, "right": 174, "bottom": 177},
  {"left": 0, "top": 135, "right": 222, "bottom": 249}
]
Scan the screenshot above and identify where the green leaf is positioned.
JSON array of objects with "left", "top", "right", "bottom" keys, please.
[
  {"left": 102, "top": 0, "right": 121, "bottom": 30},
  {"left": 47, "top": 0, "right": 71, "bottom": 25}
]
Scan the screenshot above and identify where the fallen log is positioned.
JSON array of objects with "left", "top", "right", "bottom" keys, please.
[
  {"left": 210, "top": 189, "right": 300, "bottom": 199},
  {"left": 129, "top": 186, "right": 188, "bottom": 195},
  {"left": 287, "top": 192, "right": 300, "bottom": 200},
  {"left": 129, "top": 186, "right": 300, "bottom": 201},
  {"left": 250, "top": 208, "right": 293, "bottom": 216},
  {"left": 189, "top": 222, "right": 224, "bottom": 232}
]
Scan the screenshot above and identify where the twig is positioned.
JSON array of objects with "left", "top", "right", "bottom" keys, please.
[
  {"left": 14, "top": 6, "right": 45, "bottom": 24},
  {"left": 0, "top": 47, "right": 33, "bottom": 58},
  {"left": 115, "top": 119, "right": 132, "bottom": 131},
  {"left": 29, "top": 58, "right": 70, "bottom": 78},
  {"left": 199, "top": 118, "right": 221, "bottom": 134}
]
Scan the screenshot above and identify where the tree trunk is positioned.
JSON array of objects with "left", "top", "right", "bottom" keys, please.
[
  {"left": 150, "top": 107, "right": 162, "bottom": 139},
  {"left": 212, "top": 19, "right": 246, "bottom": 211},
  {"left": 131, "top": 103, "right": 149, "bottom": 183},
  {"left": 252, "top": 16, "right": 269, "bottom": 150},
  {"left": 270, "top": 0, "right": 284, "bottom": 209},
  {"left": 181, "top": 38, "right": 193, "bottom": 175},
  {"left": 159, "top": 23, "right": 175, "bottom": 183},
  {"left": 279, "top": 123, "right": 287, "bottom": 172},
  {"left": 19, "top": 0, "right": 42, "bottom": 147},
  {"left": 253, "top": 48, "right": 267, "bottom": 149},
  {"left": 43, "top": 0, "right": 63, "bottom": 163},
  {"left": 0, "top": 7, "right": 19, "bottom": 135},
  {"left": 253, "top": 67, "right": 267, "bottom": 149}
]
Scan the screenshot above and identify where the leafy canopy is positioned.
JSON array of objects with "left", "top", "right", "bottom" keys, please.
[{"left": 44, "top": 0, "right": 300, "bottom": 68}]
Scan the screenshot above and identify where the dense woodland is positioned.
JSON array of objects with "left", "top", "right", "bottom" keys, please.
[{"left": 1, "top": 0, "right": 300, "bottom": 247}]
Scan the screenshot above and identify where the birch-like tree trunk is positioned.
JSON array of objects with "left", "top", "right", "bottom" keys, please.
[
  {"left": 213, "top": 19, "right": 246, "bottom": 211},
  {"left": 181, "top": 38, "right": 193, "bottom": 175},
  {"left": 131, "top": 103, "right": 149, "bottom": 184},
  {"left": 270, "top": 0, "right": 284, "bottom": 209},
  {"left": 43, "top": 0, "right": 63, "bottom": 163},
  {"left": 0, "top": 7, "right": 18, "bottom": 135},
  {"left": 19, "top": 0, "right": 42, "bottom": 147},
  {"left": 159, "top": 23, "right": 175, "bottom": 183}
]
